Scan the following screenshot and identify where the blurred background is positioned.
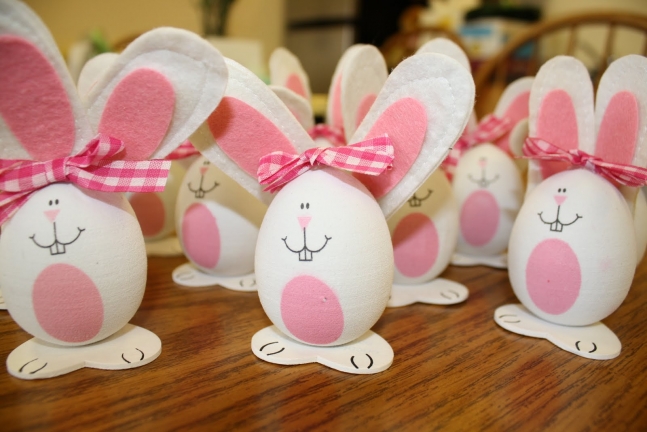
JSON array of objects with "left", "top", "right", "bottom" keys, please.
[{"left": 24, "top": 0, "right": 647, "bottom": 116}]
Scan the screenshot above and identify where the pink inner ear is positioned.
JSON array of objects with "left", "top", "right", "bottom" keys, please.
[
  {"left": 330, "top": 74, "right": 343, "bottom": 129},
  {"left": 0, "top": 35, "right": 75, "bottom": 160},
  {"left": 537, "top": 89, "right": 579, "bottom": 179},
  {"left": 496, "top": 91, "right": 530, "bottom": 154},
  {"left": 285, "top": 73, "right": 307, "bottom": 99},
  {"left": 208, "top": 97, "right": 298, "bottom": 177},
  {"left": 595, "top": 91, "right": 638, "bottom": 165},
  {"left": 98, "top": 68, "right": 175, "bottom": 160},
  {"left": 354, "top": 98, "right": 427, "bottom": 199},
  {"left": 355, "top": 94, "right": 377, "bottom": 129}
]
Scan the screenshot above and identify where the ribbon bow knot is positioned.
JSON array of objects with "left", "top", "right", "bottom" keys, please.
[
  {"left": 523, "top": 137, "right": 647, "bottom": 187},
  {"left": 257, "top": 135, "right": 394, "bottom": 193},
  {"left": 0, "top": 134, "right": 171, "bottom": 226}
]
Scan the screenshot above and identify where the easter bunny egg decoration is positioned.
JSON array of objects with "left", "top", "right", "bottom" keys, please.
[
  {"left": 192, "top": 52, "right": 474, "bottom": 374},
  {"left": 495, "top": 55, "right": 647, "bottom": 360},
  {"left": 0, "top": 0, "right": 227, "bottom": 378}
]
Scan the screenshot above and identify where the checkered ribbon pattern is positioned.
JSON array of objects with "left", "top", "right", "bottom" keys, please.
[
  {"left": 442, "top": 114, "right": 513, "bottom": 180},
  {"left": 166, "top": 140, "right": 200, "bottom": 160},
  {"left": 523, "top": 137, "right": 647, "bottom": 187},
  {"left": 307, "top": 124, "right": 347, "bottom": 147},
  {"left": 0, "top": 134, "right": 171, "bottom": 226},
  {"left": 258, "top": 134, "right": 394, "bottom": 193}
]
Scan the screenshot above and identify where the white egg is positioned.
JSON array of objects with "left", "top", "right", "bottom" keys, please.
[
  {"left": 255, "top": 168, "right": 393, "bottom": 346},
  {"left": 453, "top": 144, "right": 523, "bottom": 257},
  {"left": 176, "top": 155, "right": 267, "bottom": 276},
  {"left": 387, "top": 169, "right": 458, "bottom": 284},
  {"left": 0, "top": 183, "right": 146, "bottom": 346},
  {"left": 508, "top": 169, "right": 636, "bottom": 326}
]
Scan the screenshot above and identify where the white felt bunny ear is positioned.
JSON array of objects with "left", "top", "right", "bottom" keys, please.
[
  {"left": 83, "top": 28, "right": 228, "bottom": 161},
  {"left": 594, "top": 55, "right": 647, "bottom": 169},
  {"left": 0, "top": 0, "right": 94, "bottom": 161},
  {"left": 493, "top": 77, "right": 533, "bottom": 156},
  {"left": 269, "top": 47, "right": 311, "bottom": 101},
  {"left": 326, "top": 44, "right": 367, "bottom": 131},
  {"left": 416, "top": 38, "right": 471, "bottom": 72},
  {"left": 339, "top": 45, "right": 388, "bottom": 142},
  {"left": 191, "top": 58, "right": 315, "bottom": 204},
  {"left": 77, "top": 53, "right": 119, "bottom": 103},
  {"left": 350, "top": 52, "right": 475, "bottom": 219},
  {"left": 269, "top": 85, "right": 314, "bottom": 130}
]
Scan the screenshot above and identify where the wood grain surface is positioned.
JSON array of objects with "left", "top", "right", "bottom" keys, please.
[{"left": 1, "top": 256, "right": 646, "bottom": 430}]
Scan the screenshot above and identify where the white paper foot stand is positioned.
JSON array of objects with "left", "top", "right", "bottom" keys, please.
[
  {"left": 387, "top": 278, "right": 469, "bottom": 307},
  {"left": 451, "top": 252, "right": 508, "bottom": 269},
  {"left": 0, "top": 289, "right": 6, "bottom": 310},
  {"left": 251, "top": 326, "right": 393, "bottom": 374},
  {"left": 494, "top": 304, "right": 621, "bottom": 360},
  {"left": 145, "top": 235, "right": 184, "bottom": 257},
  {"left": 6, "top": 324, "right": 162, "bottom": 379},
  {"left": 172, "top": 262, "right": 257, "bottom": 291}
]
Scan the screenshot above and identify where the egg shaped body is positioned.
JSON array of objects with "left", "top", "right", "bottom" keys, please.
[
  {"left": 0, "top": 183, "right": 146, "bottom": 346},
  {"left": 388, "top": 169, "right": 458, "bottom": 284},
  {"left": 453, "top": 144, "right": 523, "bottom": 256},
  {"left": 633, "top": 189, "right": 647, "bottom": 263},
  {"left": 128, "top": 161, "right": 186, "bottom": 242},
  {"left": 176, "top": 156, "right": 267, "bottom": 276},
  {"left": 508, "top": 169, "right": 636, "bottom": 326},
  {"left": 255, "top": 168, "right": 393, "bottom": 346}
]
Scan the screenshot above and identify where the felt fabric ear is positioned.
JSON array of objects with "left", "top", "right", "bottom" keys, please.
[
  {"left": 84, "top": 28, "right": 228, "bottom": 161},
  {"left": 270, "top": 85, "right": 314, "bottom": 131},
  {"left": 326, "top": 44, "right": 366, "bottom": 131},
  {"left": 416, "top": 38, "right": 471, "bottom": 72},
  {"left": 594, "top": 55, "right": 647, "bottom": 169},
  {"left": 269, "top": 47, "right": 311, "bottom": 102},
  {"left": 340, "top": 45, "right": 388, "bottom": 142},
  {"left": 528, "top": 56, "right": 595, "bottom": 182},
  {"left": 493, "top": 77, "right": 533, "bottom": 155},
  {"left": 77, "top": 53, "right": 119, "bottom": 103},
  {"left": 192, "top": 58, "right": 314, "bottom": 204},
  {"left": 0, "top": 0, "right": 94, "bottom": 161},
  {"left": 350, "top": 53, "right": 474, "bottom": 219}
]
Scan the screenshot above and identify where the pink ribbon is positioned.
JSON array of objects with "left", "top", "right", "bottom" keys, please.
[
  {"left": 166, "top": 140, "right": 200, "bottom": 160},
  {"left": 0, "top": 134, "right": 171, "bottom": 226},
  {"left": 258, "top": 135, "right": 394, "bottom": 193},
  {"left": 443, "top": 114, "right": 513, "bottom": 179},
  {"left": 523, "top": 137, "right": 647, "bottom": 187},
  {"left": 307, "top": 124, "right": 347, "bottom": 147}
]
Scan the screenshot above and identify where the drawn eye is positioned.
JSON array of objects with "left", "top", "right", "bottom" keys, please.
[
  {"left": 306, "top": 203, "right": 310, "bottom": 209},
  {"left": 55, "top": 199, "right": 59, "bottom": 205},
  {"left": 300, "top": 203, "right": 304, "bottom": 209},
  {"left": 48, "top": 200, "right": 52, "bottom": 206},
  {"left": 203, "top": 160, "right": 210, "bottom": 165},
  {"left": 563, "top": 188, "right": 567, "bottom": 192}
]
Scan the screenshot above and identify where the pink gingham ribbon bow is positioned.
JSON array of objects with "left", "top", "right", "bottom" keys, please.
[
  {"left": 258, "top": 135, "right": 394, "bottom": 193},
  {"left": 443, "top": 114, "right": 513, "bottom": 179},
  {"left": 0, "top": 134, "right": 171, "bottom": 226},
  {"left": 523, "top": 137, "right": 647, "bottom": 187},
  {"left": 166, "top": 140, "right": 200, "bottom": 160},
  {"left": 307, "top": 124, "right": 347, "bottom": 147}
]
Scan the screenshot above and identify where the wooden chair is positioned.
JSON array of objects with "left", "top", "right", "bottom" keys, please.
[{"left": 474, "top": 11, "right": 647, "bottom": 117}]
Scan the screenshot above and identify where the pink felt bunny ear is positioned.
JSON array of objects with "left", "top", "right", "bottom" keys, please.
[
  {"left": 326, "top": 44, "right": 366, "bottom": 132},
  {"left": 493, "top": 77, "right": 533, "bottom": 155},
  {"left": 594, "top": 55, "right": 647, "bottom": 169},
  {"left": 350, "top": 52, "right": 475, "bottom": 219},
  {"left": 269, "top": 47, "right": 311, "bottom": 101},
  {"left": 0, "top": 0, "right": 94, "bottom": 161},
  {"left": 339, "top": 45, "right": 388, "bottom": 142},
  {"left": 416, "top": 38, "right": 471, "bottom": 72},
  {"left": 192, "top": 58, "right": 315, "bottom": 204},
  {"left": 83, "top": 28, "right": 228, "bottom": 161},
  {"left": 270, "top": 85, "right": 314, "bottom": 131}
]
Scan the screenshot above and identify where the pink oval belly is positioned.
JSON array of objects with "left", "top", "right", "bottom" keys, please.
[
  {"left": 129, "top": 192, "right": 165, "bottom": 238},
  {"left": 460, "top": 190, "right": 499, "bottom": 246},
  {"left": 526, "top": 239, "right": 581, "bottom": 315},
  {"left": 392, "top": 213, "right": 438, "bottom": 277},
  {"left": 33, "top": 264, "right": 104, "bottom": 343},
  {"left": 182, "top": 203, "right": 220, "bottom": 269},
  {"left": 281, "top": 275, "right": 344, "bottom": 345}
]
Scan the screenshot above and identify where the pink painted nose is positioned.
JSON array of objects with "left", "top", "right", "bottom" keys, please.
[
  {"left": 44, "top": 209, "right": 60, "bottom": 222},
  {"left": 554, "top": 195, "right": 567, "bottom": 206},
  {"left": 478, "top": 158, "right": 487, "bottom": 168},
  {"left": 298, "top": 216, "right": 311, "bottom": 229},
  {"left": 199, "top": 167, "right": 208, "bottom": 175}
]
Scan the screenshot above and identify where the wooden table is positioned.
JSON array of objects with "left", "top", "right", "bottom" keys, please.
[{"left": 1, "top": 255, "right": 646, "bottom": 430}]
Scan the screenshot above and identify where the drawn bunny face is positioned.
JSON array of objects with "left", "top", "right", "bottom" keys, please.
[
  {"left": 388, "top": 169, "right": 458, "bottom": 284},
  {"left": 176, "top": 155, "right": 266, "bottom": 276},
  {"left": 0, "top": 0, "right": 227, "bottom": 348},
  {"left": 193, "top": 53, "right": 474, "bottom": 348},
  {"left": 508, "top": 55, "right": 647, "bottom": 326}
]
